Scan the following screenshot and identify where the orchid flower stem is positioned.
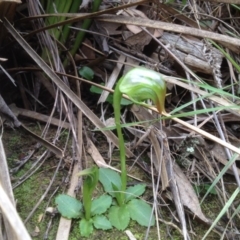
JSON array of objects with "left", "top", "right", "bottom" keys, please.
[
  {"left": 113, "top": 77, "right": 127, "bottom": 206},
  {"left": 113, "top": 68, "right": 167, "bottom": 206}
]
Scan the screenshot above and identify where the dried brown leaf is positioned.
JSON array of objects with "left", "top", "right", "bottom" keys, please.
[
  {"left": 119, "top": 9, "right": 163, "bottom": 37},
  {"left": 173, "top": 163, "right": 210, "bottom": 223},
  {"left": 119, "top": 9, "right": 162, "bottom": 51},
  {"left": 124, "top": 28, "right": 154, "bottom": 51}
]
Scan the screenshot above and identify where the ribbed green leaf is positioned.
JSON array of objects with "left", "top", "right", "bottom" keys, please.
[
  {"left": 55, "top": 194, "right": 82, "bottom": 219},
  {"left": 99, "top": 168, "right": 121, "bottom": 197},
  {"left": 79, "top": 218, "right": 93, "bottom": 237},
  {"left": 91, "top": 195, "right": 112, "bottom": 215},
  {"left": 93, "top": 215, "right": 112, "bottom": 230},
  {"left": 108, "top": 205, "right": 130, "bottom": 230},
  {"left": 127, "top": 199, "right": 155, "bottom": 226},
  {"left": 125, "top": 184, "right": 146, "bottom": 202}
]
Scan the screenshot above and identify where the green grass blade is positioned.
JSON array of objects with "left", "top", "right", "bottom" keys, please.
[
  {"left": 200, "top": 151, "right": 240, "bottom": 204},
  {"left": 202, "top": 187, "right": 240, "bottom": 240},
  {"left": 209, "top": 40, "right": 240, "bottom": 73},
  {"left": 61, "top": 0, "right": 82, "bottom": 43},
  {"left": 93, "top": 104, "right": 240, "bottom": 132},
  {"left": 66, "top": 0, "right": 103, "bottom": 65}
]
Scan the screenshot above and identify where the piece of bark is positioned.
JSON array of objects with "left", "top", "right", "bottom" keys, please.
[{"left": 160, "top": 33, "right": 223, "bottom": 74}]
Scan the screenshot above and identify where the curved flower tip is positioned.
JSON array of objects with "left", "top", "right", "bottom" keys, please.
[{"left": 119, "top": 67, "right": 166, "bottom": 113}]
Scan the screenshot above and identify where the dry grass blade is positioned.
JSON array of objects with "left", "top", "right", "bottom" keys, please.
[
  {"left": 98, "top": 54, "right": 126, "bottom": 104},
  {"left": 0, "top": 135, "right": 15, "bottom": 204},
  {"left": 0, "top": 136, "right": 31, "bottom": 240},
  {"left": 157, "top": 2, "right": 199, "bottom": 28},
  {"left": 10, "top": 104, "right": 71, "bottom": 129},
  {"left": 20, "top": 124, "right": 63, "bottom": 157},
  {"left": 97, "top": 15, "right": 240, "bottom": 49},
  {"left": 130, "top": 91, "right": 240, "bottom": 155},
  {"left": 162, "top": 132, "right": 189, "bottom": 240},
  {"left": 3, "top": 18, "right": 133, "bottom": 158},
  {"left": 0, "top": 185, "right": 31, "bottom": 240},
  {"left": 163, "top": 111, "right": 240, "bottom": 156}
]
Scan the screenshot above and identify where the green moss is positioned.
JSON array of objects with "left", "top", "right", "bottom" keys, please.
[{"left": 2, "top": 123, "right": 232, "bottom": 240}]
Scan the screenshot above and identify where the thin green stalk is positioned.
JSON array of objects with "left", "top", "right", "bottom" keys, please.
[
  {"left": 53, "top": 1, "right": 73, "bottom": 40},
  {"left": 45, "top": 2, "right": 55, "bottom": 29},
  {"left": 64, "top": 0, "right": 102, "bottom": 67},
  {"left": 44, "top": 0, "right": 75, "bottom": 40},
  {"left": 83, "top": 180, "right": 92, "bottom": 221},
  {"left": 112, "top": 68, "right": 167, "bottom": 206},
  {"left": 80, "top": 167, "right": 99, "bottom": 220},
  {"left": 61, "top": 0, "right": 83, "bottom": 43},
  {"left": 113, "top": 77, "right": 127, "bottom": 206}
]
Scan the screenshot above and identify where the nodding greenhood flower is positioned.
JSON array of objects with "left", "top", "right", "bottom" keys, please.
[{"left": 119, "top": 68, "right": 166, "bottom": 113}]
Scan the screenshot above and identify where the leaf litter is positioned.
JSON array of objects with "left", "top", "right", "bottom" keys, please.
[{"left": 1, "top": 1, "right": 240, "bottom": 240}]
